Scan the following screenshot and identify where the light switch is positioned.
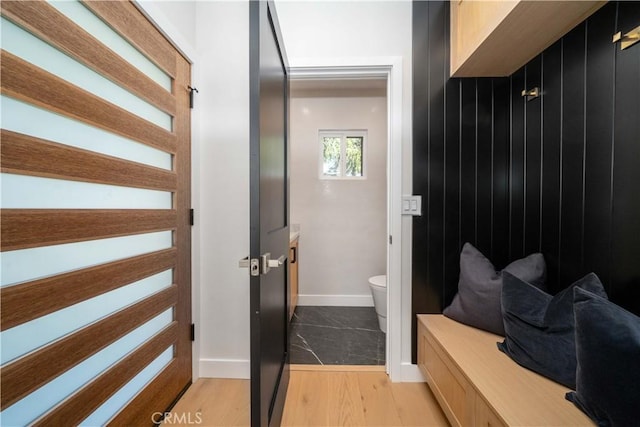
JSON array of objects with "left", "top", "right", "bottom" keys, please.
[{"left": 402, "top": 195, "right": 422, "bottom": 216}]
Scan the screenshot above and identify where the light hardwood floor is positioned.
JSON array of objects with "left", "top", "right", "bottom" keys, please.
[{"left": 164, "top": 369, "right": 448, "bottom": 426}]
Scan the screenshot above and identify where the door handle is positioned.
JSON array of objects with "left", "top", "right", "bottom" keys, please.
[
  {"left": 261, "top": 253, "right": 287, "bottom": 274},
  {"left": 268, "top": 254, "right": 287, "bottom": 267}
]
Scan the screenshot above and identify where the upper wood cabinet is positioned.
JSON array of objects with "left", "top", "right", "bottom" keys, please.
[{"left": 450, "top": 0, "right": 606, "bottom": 77}]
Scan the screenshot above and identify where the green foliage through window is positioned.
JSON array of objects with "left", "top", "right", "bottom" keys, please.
[
  {"left": 345, "top": 137, "right": 363, "bottom": 176},
  {"left": 322, "top": 137, "right": 341, "bottom": 176},
  {"left": 320, "top": 131, "right": 365, "bottom": 178}
]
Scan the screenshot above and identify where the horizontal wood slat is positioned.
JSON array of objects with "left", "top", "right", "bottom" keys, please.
[
  {"left": 0, "top": 129, "right": 177, "bottom": 191},
  {"left": 107, "top": 360, "right": 185, "bottom": 427},
  {"left": 0, "top": 51, "right": 176, "bottom": 154},
  {"left": 81, "top": 0, "right": 177, "bottom": 78},
  {"left": 0, "top": 209, "right": 176, "bottom": 251},
  {"left": 0, "top": 285, "right": 177, "bottom": 409},
  {"left": 33, "top": 322, "right": 178, "bottom": 427},
  {"left": 1, "top": 0, "right": 176, "bottom": 116},
  {"left": 1, "top": 248, "right": 176, "bottom": 331}
]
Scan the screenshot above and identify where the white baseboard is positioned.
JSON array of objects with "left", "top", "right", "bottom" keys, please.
[
  {"left": 199, "top": 358, "right": 250, "bottom": 379},
  {"left": 400, "top": 362, "right": 426, "bottom": 382},
  {"left": 297, "top": 294, "right": 374, "bottom": 307}
]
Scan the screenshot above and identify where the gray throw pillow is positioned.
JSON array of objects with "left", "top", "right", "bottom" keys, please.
[
  {"left": 497, "top": 272, "right": 607, "bottom": 388},
  {"left": 566, "top": 288, "right": 640, "bottom": 426},
  {"left": 443, "top": 243, "right": 546, "bottom": 335}
]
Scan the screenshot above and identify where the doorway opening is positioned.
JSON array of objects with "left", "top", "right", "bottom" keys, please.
[
  {"left": 288, "top": 60, "right": 403, "bottom": 376},
  {"left": 289, "top": 77, "right": 388, "bottom": 366}
]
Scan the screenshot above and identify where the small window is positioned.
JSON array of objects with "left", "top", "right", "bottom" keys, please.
[{"left": 319, "top": 131, "right": 366, "bottom": 179}]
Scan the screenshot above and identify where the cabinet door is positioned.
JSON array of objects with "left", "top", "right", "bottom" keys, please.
[
  {"left": 289, "top": 240, "right": 298, "bottom": 320},
  {"left": 450, "top": 0, "right": 606, "bottom": 76},
  {"left": 418, "top": 321, "right": 474, "bottom": 427},
  {"left": 450, "top": 0, "right": 518, "bottom": 75}
]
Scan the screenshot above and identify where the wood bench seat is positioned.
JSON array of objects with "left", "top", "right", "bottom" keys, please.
[{"left": 417, "top": 314, "right": 593, "bottom": 426}]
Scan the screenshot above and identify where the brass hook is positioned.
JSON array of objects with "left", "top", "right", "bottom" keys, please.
[
  {"left": 612, "top": 25, "right": 640, "bottom": 50},
  {"left": 521, "top": 87, "right": 540, "bottom": 101}
]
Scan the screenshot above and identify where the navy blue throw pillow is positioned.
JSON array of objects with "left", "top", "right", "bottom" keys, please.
[
  {"left": 566, "top": 288, "right": 640, "bottom": 427},
  {"left": 498, "top": 272, "right": 607, "bottom": 388},
  {"left": 444, "top": 243, "right": 546, "bottom": 335}
]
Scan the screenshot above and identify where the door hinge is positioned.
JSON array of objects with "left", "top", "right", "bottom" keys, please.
[
  {"left": 190, "top": 323, "right": 195, "bottom": 341},
  {"left": 389, "top": 235, "right": 393, "bottom": 244},
  {"left": 188, "top": 86, "right": 199, "bottom": 109},
  {"left": 189, "top": 209, "right": 194, "bottom": 226}
]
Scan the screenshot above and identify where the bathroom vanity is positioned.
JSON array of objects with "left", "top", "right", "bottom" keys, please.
[{"left": 289, "top": 231, "right": 299, "bottom": 320}]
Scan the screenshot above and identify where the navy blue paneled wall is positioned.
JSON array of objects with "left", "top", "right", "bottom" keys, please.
[{"left": 412, "top": 1, "right": 640, "bottom": 360}]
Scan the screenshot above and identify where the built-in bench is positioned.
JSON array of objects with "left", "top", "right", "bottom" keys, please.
[{"left": 417, "top": 314, "right": 593, "bottom": 426}]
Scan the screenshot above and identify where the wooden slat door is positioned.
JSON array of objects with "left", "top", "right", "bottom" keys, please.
[{"left": 0, "top": 1, "right": 191, "bottom": 425}]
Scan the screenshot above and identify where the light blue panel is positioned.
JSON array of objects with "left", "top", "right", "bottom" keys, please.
[
  {"left": 0, "top": 270, "right": 172, "bottom": 365},
  {"left": 1, "top": 174, "right": 172, "bottom": 209},
  {"left": 0, "top": 96, "right": 172, "bottom": 170},
  {"left": 1, "top": 17, "right": 171, "bottom": 130},
  {"left": 81, "top": 346, "right": 173, "bottom": 426},
  {"left": 0, "top": 310, "right": 172, "bottom": 427},
  {"left": 1, "top": 231, "right": 172, "bottom": 287},
  {"left": 47, "top": 0, "right": 172, "bottom": 91}
]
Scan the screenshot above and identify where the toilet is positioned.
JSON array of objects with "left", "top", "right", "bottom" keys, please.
[{"left": 368, "top": 275, "right": 387, "bottom": 333}]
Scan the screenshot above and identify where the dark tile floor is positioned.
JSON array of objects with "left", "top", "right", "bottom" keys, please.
[{"left": 289, "top": 306, "right": 385, "bottom": 365}]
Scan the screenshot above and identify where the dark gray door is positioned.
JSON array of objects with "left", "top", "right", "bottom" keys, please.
[{"left": 249, "top": 1, "right": 290, "bottom": 426}]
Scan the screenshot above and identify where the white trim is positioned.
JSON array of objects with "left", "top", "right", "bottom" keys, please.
[
  {"left": 290, "top": 56, "right": 404, "bottom": 383},
  {"left": 400, "top": 363, "right": 426, "bottom": 382},
  {"left": 199, "top": 358, "right": 250, "bottom": 380},
  {"left": 297, "top": 294, "right": 374, "bottom": 307}
]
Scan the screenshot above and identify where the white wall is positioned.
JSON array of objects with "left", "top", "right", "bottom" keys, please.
[
  {"left": 290, "top": 94, "right": 387, "bottom": 306},
  {"left": 276, "top": 1, "right": 417, "bottom": 378},
  {"left": 136, "top": 0, "right": 196, "bottom": 61},
  {"left": 139, "top": 0, "right": 196, "bottom": 49},
  {"left": 192, "top": 1, "right": 251, "bottom": 379},
  {"left": 141, "top": 0, "right": 251, "bottom": 379}
]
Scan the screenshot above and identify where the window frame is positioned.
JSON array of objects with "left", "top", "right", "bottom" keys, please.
[{"left": 318, "top": 130, "right": 367, "bottom": 180}]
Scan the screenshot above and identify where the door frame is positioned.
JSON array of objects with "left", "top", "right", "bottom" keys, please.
[{"left": 289, "top": 57, "right": 403, "bottom": 381}]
